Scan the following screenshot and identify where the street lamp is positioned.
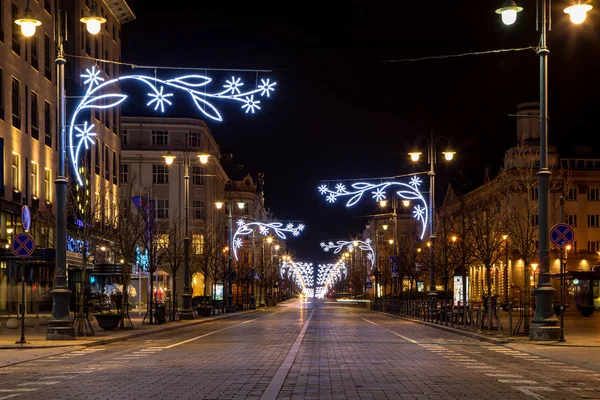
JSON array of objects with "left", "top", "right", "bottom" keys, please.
[
  {"left": 215, "top": 180, "right": 243, "bottom": 313},
  {"left": 162, "top": 141, "right": 209, "bottom": 320},
  {"left": 409, "top": 131, "right": 455, "bottom": 309},
  {"left": 16, "top": 0, "right": 102, "bottom": 340},
  {"left": 80, "top": 1, "right": 107, "bottom": 35},
  {"left": 496, "top": 0, "right": 592, "bottom": 341}
]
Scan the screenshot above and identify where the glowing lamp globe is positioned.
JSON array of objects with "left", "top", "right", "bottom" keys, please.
[
  {"left": 382, "top": 224, "right": 388, "bottom": 231},
  {"left": 495, "top": 0, "right": 523, "bottom": 25},
  {"left": 402, "top": 200, "right": 410, "bottom": 207},
  {"left": 379, "top": 200, "right": 388, "bottom": 207},
  {"left": 443, "top": 151, "right": 455, "bottom": 161},
  {"left": 409, "top": 152, "right": 421, "bottom": 162},
  {"left": 237, "top": 201, "right": 245, "bottom": 209},
  {"left": 15, "top": 7, "right": 41, "bottom": 38},
  {"left": 198, "top": 154, "right": 210, "bottom": 164},
  {"left": 80, "top": 3, "right": 106, "bottom": 35},
  {"left": 564, "top": 4, "right": 593, "bottom": 24},
  {"left": 215, "top": 201, "right": 224, "bottom": 209},
  {"left": 266, "top": 237, "right": 273, "bottom": 244},
  {"left": 163, "top": 151, "right": 175, "bottom": 165}
]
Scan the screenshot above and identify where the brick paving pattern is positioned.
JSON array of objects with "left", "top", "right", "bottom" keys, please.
[{"left": 0, "top": 299, "right": 599, "bottom": 399}]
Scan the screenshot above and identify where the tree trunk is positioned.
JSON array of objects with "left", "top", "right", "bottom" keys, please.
[
  {"left": 172, "top": 270, "right": 177, "bottom": 322},
  {"left": 148, "top": 270, "right": 153, "bottom": 324}
]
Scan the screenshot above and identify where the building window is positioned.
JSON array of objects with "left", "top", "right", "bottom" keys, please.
[
  {"left": 44, "top": 35, "right": 51, "bottom": 81},
  {"left": 121, "top": 129, "right": 128, "bottom": 145},
  {"left": 120, "top": 163, "right": 128, "bottom": 184},
  {"left": 0, "top": 68, "right": 4, "bottom": 120},
  {"left": 565, "top": 215, "right": 577, "bottom": 228},
  {"left": 156, "top": 199, "right": 169, "bottom": 219},
  {"left": 44, "top": 168, "right": 51, "bottom": 203},
  {"left": 572, "top": 241, "right": 578, "bottom": 252},
  {"left": 112, "top": 151, "right": 117, "bottom": 185},
  {"left": 588, "top": 241, "right": 600, "bottom": 253},
  {"left": 530, "top": 187, "right": 538, "bottom": 200},
  {"left": 589, "top": 188, "right": 599, "bottom": 202},
  {"left": 112, "top": 108, "right": 117, "bottom": 134},
  {"left": 31, "top": 34, "right": 38, "bottom": 70},
  {"left": 187, "top": 132, "right": 202, "bottom": 148},
  {"left": 95, "top": 140, "right": 100, "bottom": 175},
  {"left": 192, "top": 200, "right": 205, "bottom": 220},
  {"left": 151, "top": 130, "right": 168, "bottom": 145},
  {"left": 11, "top": 4, "right": 20, "bottom": 56},
  {"left": 30, "top": 161, "right": 39, "bottom": 197},
  {"left": 191, "top": 166, "right": 206, "bottom": 185},
  {"left": 567, "top": 187, "right": 578, "bottom": 201},
  {"left": 44, "top": 101, "right": 51, "bottom": 147},
  {"left": 152, "top": 164, "right": 168, "bottom": 184},
  {"left": 104, "top": 145, "right": 110, "bottom": 181},
  {"left": 11, "top": 77, "right": 20, "bottom": 129},
  {"left": 530, "top": 214, "right": 539, "bottom": 227},
  {"left": 588, "top": 215, "right": 599, "bottom": 228},
  {"left": 31, "top": 91, "right": 39, "bottom": 140},
  {"left": 192, "top": 234, "right": 204, "bottom": 255},
  {"left": 12, "top": 153, "right": 20, "bottom": 191},
  {"left": 44, "top": 0, "right": 51, "bottom": 14},
  {"left": 104, "top": 49, "right": 110, "bottom": 76}
]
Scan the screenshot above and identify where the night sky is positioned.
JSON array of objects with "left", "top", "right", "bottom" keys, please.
[{"left": 121, "top": 1, "right": 600, "bottom": 261}]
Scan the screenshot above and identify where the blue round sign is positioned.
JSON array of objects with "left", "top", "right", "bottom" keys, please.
[
  {"left": 11, "top": 232, "right": 35, "bottom": 258},
  {"left": 21, "top": 206, "right": 31, "bottom": 231},
  {"left": 550, "top": 223, "right": 575, "bottom": 248}
]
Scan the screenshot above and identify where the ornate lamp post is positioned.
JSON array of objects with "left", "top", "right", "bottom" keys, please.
[
  {"left": 163, "top": 143, "right": 209, "bottom": 319},
  {"left": 409, "top": 131, "right": 455, "bottom": 312},
  {"left": 16, "top": 0, "right": 105, "bottom": 340},
  {"left": 495, "top": 0, "right": 593, "bottom": 341}
]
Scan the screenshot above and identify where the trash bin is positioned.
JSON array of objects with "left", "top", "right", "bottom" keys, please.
[{"left": 155, "top": 303, "right": 166, "bottom": 324}]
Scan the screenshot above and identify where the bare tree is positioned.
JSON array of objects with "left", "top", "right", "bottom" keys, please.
[
  {"left": 162, "top": 212, "right": 185, "bottom": 321},
  {"left": 434, "top": 206, "right": 459, "bottom": 299},
  {"left": 191, "top": 224, "right": 227, "bottom": 306},
  {"left": 496, "top": 139, "right": 570, "bottom": 333}
]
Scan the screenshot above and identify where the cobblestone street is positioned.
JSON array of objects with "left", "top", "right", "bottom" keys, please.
[{"left": 1, "top": 299, "right": 599, "bottom": 400}]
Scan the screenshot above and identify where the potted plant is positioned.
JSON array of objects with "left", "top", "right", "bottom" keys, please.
[
  {"left": 94, "top": 310, "right": 123, "bottom": 330},
  {"left": 195, "top": 304, "right": 212, "bottom": 317}
]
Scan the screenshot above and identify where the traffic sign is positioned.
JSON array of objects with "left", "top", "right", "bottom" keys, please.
[
  {"left": 366, "top": 281, "right": 373, "bottom": 289},
  {"left": 21, "top": 206, "right": 30, "bottom": 231},
  {"left": 11, "top": 233, "right": 35, "bottom": 258},
  {"left": 550, "top": 223, "right": 575, "bottom": 248},
  {"left": 253, "top": 273, "right": 260, "bottom": 280}
]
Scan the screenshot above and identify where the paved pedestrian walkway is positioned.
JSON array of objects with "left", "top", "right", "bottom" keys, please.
[{"left": 0, "top": 308, "right": 260, "bottom": 349}]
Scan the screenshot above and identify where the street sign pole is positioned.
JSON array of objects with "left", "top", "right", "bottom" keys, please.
[
  {"left": 550, "top": 218, "right": 574, "bottom": 343},
  {"left": 17, "top": 262, "right": 26, "bottom": 344}
]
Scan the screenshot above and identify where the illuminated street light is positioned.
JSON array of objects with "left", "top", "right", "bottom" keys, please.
[
  {"left": 564, "top": 4, "right": 593, "bottom": 24},
  {"left": 14, "top": 0, "right": 41, "bottom": 37},
  {"left": 80, "top": 1, "right": 107, "bottom": 34},
  {"left": 495, "top": 0, "right": 523, "bottom": 25}
]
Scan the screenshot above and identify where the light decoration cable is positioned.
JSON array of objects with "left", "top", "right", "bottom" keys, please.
[
  {"left": 70, "top": 66, "right": 277, "bottom": 186},
  {"left": 320, "top": 239, "right": 374, "bottom": 272},
  {"left": 232, "top": 220, "right": 304, "bottom": 261},
  {"left": 318, "top": 176, "right": 428, "bottom": 239},
  {"left": 317, "top": 262, "right": 347, "bottom": 295}
]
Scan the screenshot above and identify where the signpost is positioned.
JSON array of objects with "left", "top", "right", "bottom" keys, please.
[
  {"left": 11, "top": 231, "right": 35, "bottom": 345},
  {"left": 551, "top": 221, "right": 574, "bottom": 343}
]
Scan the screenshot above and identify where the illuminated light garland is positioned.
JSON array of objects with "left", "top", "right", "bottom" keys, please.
[
  {"left": 320, "top": 239, "right": 375, "bottom": 271},
  {"left": 318, "top": 176, "right": 428, "bottom": 239},
  {"left": 317, "top": 262, "right": 347, "bottom": 292},
  {"left": 232, "top": 220, "right": 304, "bottom": 261},
  {"left": 280, "top": 261, "right": 314, "bottom": 293},
  {"left": 70, "top": 66, "right": 277, "bottom": 186}
]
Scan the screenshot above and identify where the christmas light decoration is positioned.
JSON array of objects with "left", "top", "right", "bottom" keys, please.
[
  {"left": 280, "top": 261, "right": 314, "bottom": 294},
  {"left": 318, "top": 176, "right": 428, "bottom": 239},
  {"left": 70, "top": 66, "right": 277, "bottom": 186},
  {"left": 320, "top": 239, "right": 375, "bottom": 271},
  {"left": 232, "top": 220, "right": 304, "bottom": 261}
]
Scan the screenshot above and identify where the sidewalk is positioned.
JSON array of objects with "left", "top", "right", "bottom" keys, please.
[
  {"left": 376, "top": 307, "right": 600, "bottom": 371},
  {"left": 0, "top": 308, "right": 260, "bottom": 350}
]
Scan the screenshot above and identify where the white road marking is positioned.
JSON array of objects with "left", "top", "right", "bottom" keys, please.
[
  {"left": 389, "top": 331, "right": 418, "bottom": 344},
  {"left": 513, "top": 386, "right": 554, "bottom": 400},
  {"left": 499, "top": 380, "right": 538, "bottom": 384},
  {"left": 165, "top": 319, "right": 255, "bottom": 349},
  {"left": 18, "top": 381, "right": 60, "bottom": 386},
  {"left": 362, "top": 318, "right": 378, "bottom": 326},
  {"left": 486, "top": 374, "right": 521, "bottom": 378},
  {"left": 0, "top": 394, "right": 20, "bottom": 400},
  {"left": 0, "top": 389, "right": 40, "bottom": 392}
]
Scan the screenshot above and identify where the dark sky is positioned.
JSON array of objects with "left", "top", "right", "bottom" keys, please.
[{"left": 121, "top": 1, "right": 600, "bottom": 261}]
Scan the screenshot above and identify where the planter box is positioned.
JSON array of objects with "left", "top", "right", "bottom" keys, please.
[
  {"left": 577, "top": 306, "right": 595, "bottom": 317},
  {"left": 94, "top": 314, "right": 122, "bottom": 330},
  {"left": 195, "top": 306, "right": 212, "bottom": 317}
]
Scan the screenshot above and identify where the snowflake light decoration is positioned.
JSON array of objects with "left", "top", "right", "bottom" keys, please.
[
  {"left": 320, "top": 240, "right": 375, "bottom": 271},
  {"left": 280, "top": 261, "right": 314, "bottom": 293},
  {"left": 70, "top": 66, "right": 277, "bottom": 186},
  {"left": 318, "top": 175, "right": 429, "bottom": 239},
  {"left": 74, "top": 121, "right": 96, "bottom": 151},
  {"left": 232, "top": 220, "right": 305, "bottom": 261}
]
